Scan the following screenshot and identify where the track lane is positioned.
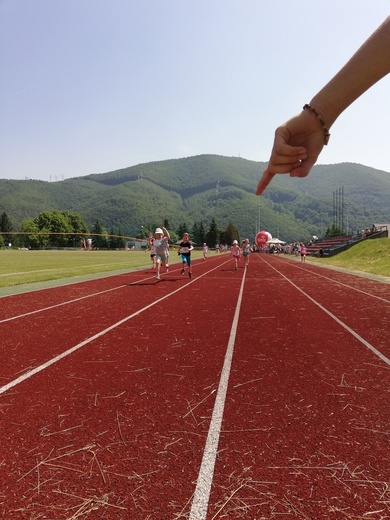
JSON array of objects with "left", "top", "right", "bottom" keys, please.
[
  {"left": 0, "top": 256, "right": 222, "bottom": 321},
  {"left": 273, "top": 254, "right": 390, "bottom": 300},
  {"left": 205, "top": 257, "right": 390, "bottom": 519},
  {"left": 0, "top": 258, "right": 229, "bottom": 384},
  {"left": 257, "top": 255, "right": 390, "bottom": 357},
  {"left": 0, "top": 256, "right": 243, "bottom": 517}
]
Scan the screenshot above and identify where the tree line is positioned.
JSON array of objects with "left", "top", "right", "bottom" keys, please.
[
  {"left": 0, "top": 211, "right": 241, "bottom": 250},
  {"left": 138, "top": 218, "right": 241, "bottom": 248}
]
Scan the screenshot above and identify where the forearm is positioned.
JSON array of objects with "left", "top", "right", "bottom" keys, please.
[
  {"left": 310, "top": 16, "right": 390, "bottom": 128},
  {"left": 163, "top": 227, "right": 170, "bottom": 240}
]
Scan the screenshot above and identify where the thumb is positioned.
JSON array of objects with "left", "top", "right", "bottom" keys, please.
[{"left": 289, "top": 156, "right": 317, "bottom": 178}]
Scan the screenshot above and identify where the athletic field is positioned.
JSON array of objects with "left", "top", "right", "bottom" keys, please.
[{"left": 0, "top": 253, "right": 389, "bottom": 518}]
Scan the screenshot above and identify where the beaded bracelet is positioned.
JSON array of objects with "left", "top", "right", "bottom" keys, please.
[{"left": 303, "top": 104, "right": 331, "bottom": 145}]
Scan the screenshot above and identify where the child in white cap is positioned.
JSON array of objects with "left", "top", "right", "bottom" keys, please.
[
  {"left": 231, "top": 240, "right": 241, "bottom": 271},
  {"left": 242, "top": 239, "right": 251, "bottom": 267},
  {"left": 154, "top": 226, "right": 170, "bottom": 279}
]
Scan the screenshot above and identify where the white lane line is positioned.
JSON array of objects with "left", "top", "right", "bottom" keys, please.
[
  {"left": 0, "top": 272, "right": 178, "bottom": 324},
  {"left": 0, "top": 271, "right": 27, "bottom": 277},
  {"left": 0, "top": 258, "right": 224, "bottom": 324},
  {"left": 264, "top": 259, "right": 390, "bottom": 367},
  {"left": 189, "top": 264, "right": 247, "bottom": 519},
  {"left": 276, "top": 256, "right": 390, "bottom": 303},
  {"left": 0, "top": 260, "right": 230, "bottom": 396},
  {"left": 0, "top": 285, "right": 126, "bottom": 324}
]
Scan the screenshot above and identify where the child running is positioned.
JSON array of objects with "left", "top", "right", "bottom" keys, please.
[
  {"left": 154, "top": 226, "right": 170, "bottom": 279},
  {"left": 242, "top": 238, "right": 251, "bottom": 267},
  {"left": 300, "top": 242, "right": 307, "bottom": 263},
  {"left": 202, "top": 243, "right": 209, "bottom": 261},
  {"left": 179, "top": 232, "right": 194, "bottom": 278},
  {"left": 231, "top": 239, "right": 241, "bottom": 271},
  {"left": 147, "top": 233, "right": 156, "bottom": 269}
]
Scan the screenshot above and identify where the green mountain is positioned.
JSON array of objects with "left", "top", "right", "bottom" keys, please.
[{"left": 1, "top": 155, "right": 389, "bottom": 242}]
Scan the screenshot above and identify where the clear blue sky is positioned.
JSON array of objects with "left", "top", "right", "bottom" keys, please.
[{"left": 1, "top": 0, "right": 389, "bottom": 182}]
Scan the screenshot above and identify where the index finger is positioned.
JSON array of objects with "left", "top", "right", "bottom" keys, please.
[{"left": 255, "top": 169, "right": 275, "bottom": 195}]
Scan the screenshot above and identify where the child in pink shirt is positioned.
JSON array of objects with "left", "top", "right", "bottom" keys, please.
[{"left": 300, "top": 243, "right": 307, "bottom": 263}]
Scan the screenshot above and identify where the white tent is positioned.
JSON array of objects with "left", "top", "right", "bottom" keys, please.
[{"left": 267, "top": 238, "right": 286, "bottom": 245}]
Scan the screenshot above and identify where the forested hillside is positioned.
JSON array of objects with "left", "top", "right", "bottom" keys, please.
[{"left": 0, "top": 155, "right": 389, "bottom": 242}]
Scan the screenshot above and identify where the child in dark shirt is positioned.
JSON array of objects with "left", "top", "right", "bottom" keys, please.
[{"left": 179, "top": 232, "right": 194, "bottom": 278}]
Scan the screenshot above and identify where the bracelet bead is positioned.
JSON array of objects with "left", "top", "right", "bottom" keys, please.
[{"left": 303, "top": 104, "right": 330, "bottom": 145}]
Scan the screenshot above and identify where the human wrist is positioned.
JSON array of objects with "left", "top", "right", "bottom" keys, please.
[
  {"left": 302, "top": 103, "right": 331, "bottom": 145},
  {"left": 309, "top": 93, "right": 341, "bottom": 130}
]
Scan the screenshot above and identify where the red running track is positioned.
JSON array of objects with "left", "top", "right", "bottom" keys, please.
[{"left": 0, "top": 254, "right": 389, "bottom": 519}]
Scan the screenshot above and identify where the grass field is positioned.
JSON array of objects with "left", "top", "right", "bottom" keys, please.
[
  {"left": 309, "top": 238, "right": 390, "bottom": 278},
  {"left": 0, "top": 249, "right": 204, "bottom": 288},
  {"left": 0, "top": 239, "right": 388, "bottom": 289}
]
